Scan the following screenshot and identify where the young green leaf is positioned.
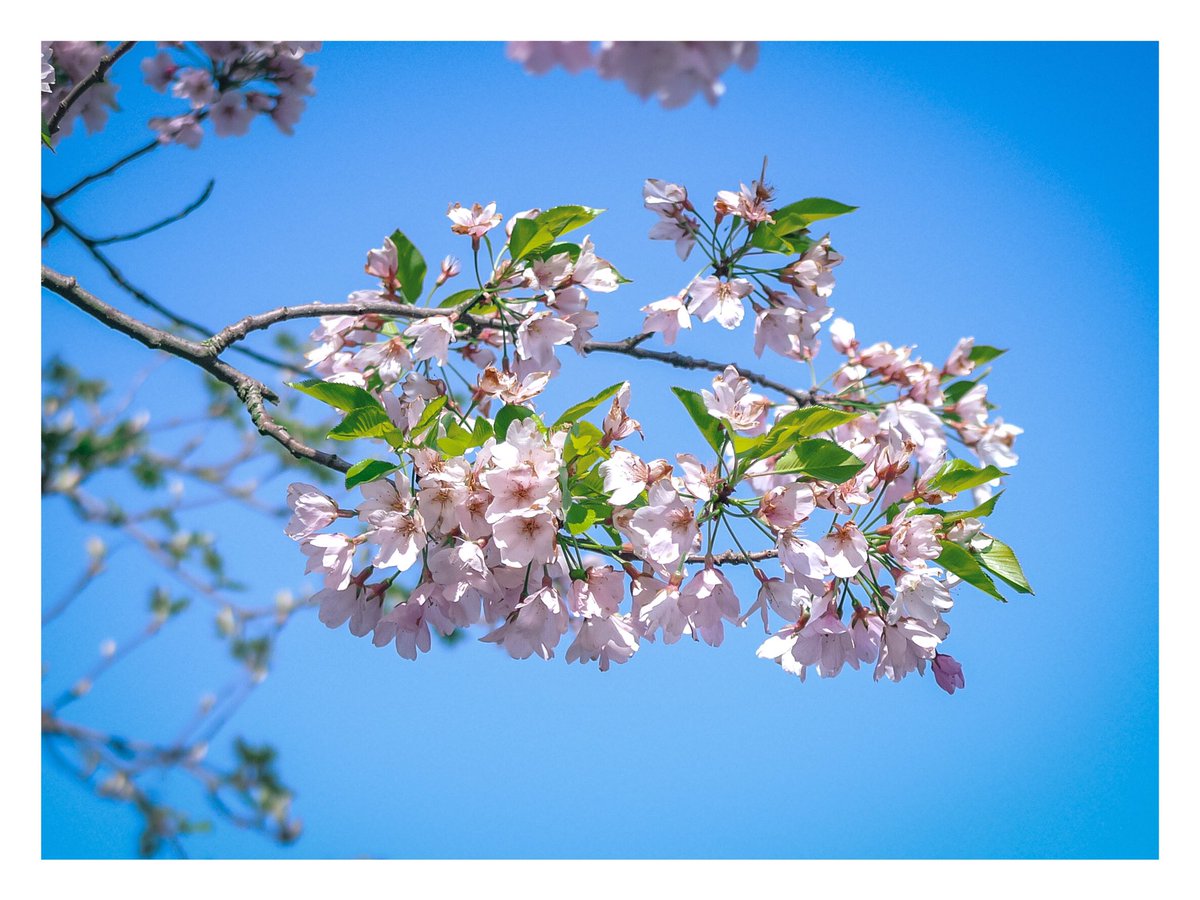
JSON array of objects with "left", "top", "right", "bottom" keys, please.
[
  {"left": 494, "top": 404, "right": 537, "bottom": 441},
  {"left": 328, "top": 406, "right": 394, "bottom": 441},
  {"left": 776, "top": 404, "right": 862, "bottom": 437},
  {"left": 940, "top": 491, "right": 1004, "bottom": 525},
  {"left": 670, "top": 387, "right": 726, "bottom": 456},
  {"left": 289, "top": 379, "right": 383, "bottom": 412},
  {"left": 552, "top": 382, "right": 625, "bottom": 428},
  {"left": 534, "top": 205, "right": 603, "bottom": 239},
  {"left": 977, "top": 538, "right": 1034, "bottom": 594},
  {"left": 772, "top": 198, "right": 858, "bottom": 232},
  {"left": 936, "top": 540, "right": 1007, "bottom": 602},
  {"left": 942, "top": 379, "right": 981, "bottom": 405},
  {"left": 968, "top": 344, "right": 1007, "bottom": 365},
  {"left": 409, "top": 395, "right": 448, "bottom": 439},
  {"left": 388, "top": 228, "right": 427, "bottom": 304},
  {"left": 773, "top": 438, "right": 866, "bottom": 483},
  {"left": 438, "top": 288, "right": 481, "bottom": 309},
  {"left": 344, "top": 459, "right": 401, "bottom": 490},
  {"left": 929, "top": 459, "right": 1006, "bottom": 495},
  {"left": 509, "top": 218, "right": 555, "bottom": 261}
]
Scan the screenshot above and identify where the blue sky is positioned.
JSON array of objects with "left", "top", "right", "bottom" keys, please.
[{"left": 41, "top": 41, "right": 1158, "bottom": 858}]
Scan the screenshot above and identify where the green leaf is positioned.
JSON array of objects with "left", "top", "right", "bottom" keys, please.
[
  {"left": 969, "top": 344, "right": 1007, "bottom": 365},
  {"left": 345, "top": 459, "right": 400, "bottom": 490},
  {"left": 410, "top": 396, "right": 448, "bottom": 439},
  {"left": 438, "top": 288, "right": 481, "bottom": 309},
  {"left": 289, "top": 379, "right": 382, "bottom": 413},
  {"left": 388, "top": 228, "right": 427, "bottom": 304},
  {"left": 534, "top": 205, "right": 603, "bottom": 239},
  {"left": 772, "top": 198, "right": 858, "bottom": 231},
  {"left": 936, "top": 540, "right": 1007, "bottom": 602},
  {"left": 773, "top": 438, "right": 866, "bottom": 483},
  {"left": 509, "top": 218, "right": 555, "bottom": 261},
  {"left": 564, "top": 499, "right": 611, "bottom": 536},
  {"left": 42, "top": 126, "right": 55, "bottom": 151},
  {"left": 940, "top": 491, "right": 1003, "bottom": 525},
  {"left": 776, "top": 405, "right": 862, "bottom": 437},
  {"left": 494, "top": 404, "right": 537, "bottom": 441},
  {"left": 528, "top": 241, "right": 581, "bottom": 262},
  {"left": 552, "top": 382, "right": 625, "bottom": 428},
  {"left": 670, "top": 387, "right": 725, "bottom": 456},
  {"left": 748, "top": 221, "right": 804, "bottom": 254},
  {"left": 929, "top": 459, "right": 1006, "bottom": 495},
  {"left": 978, "top": 538, "right": 1034, "bottom": 595},
  {"left": 328, "top": 406, "right": 394, "bottom": 441},
  {"left": 942, "top": 379, "right": 981, "bottom": 405},
  {"left": 437, "top": 417, "right": 474, "bottom": 457}
]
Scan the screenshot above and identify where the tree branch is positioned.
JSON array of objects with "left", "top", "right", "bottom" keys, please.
[
  {"left": 45, "top": 41, "right": 137, "bottom": 138},
  {"left": 41, "top": 266, "right": 351, "bottom": 474}
]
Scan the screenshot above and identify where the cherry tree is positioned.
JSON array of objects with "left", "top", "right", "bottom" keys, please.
[{"left": 41, "top": 40, "right": 1030, "bottom": 857}]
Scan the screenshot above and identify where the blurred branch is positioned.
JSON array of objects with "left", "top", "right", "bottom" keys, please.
[
  {"left": 45, "top": 41, "right": 138, "bottom": 139},
  {"left": 41, "top": 266, "right": 351, "bottom": 474},
  {"left": 92, "top": 180, "right": 216, "bottom": 246}
]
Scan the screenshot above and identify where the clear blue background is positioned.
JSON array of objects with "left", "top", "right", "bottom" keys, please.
[{"left": 41, "top": 41, "right": 1158, "bottom": 858}]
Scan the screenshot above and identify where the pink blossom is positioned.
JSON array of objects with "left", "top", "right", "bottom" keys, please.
[
  {"left": 565, "top": 613, "right": 639, "bottom": 670},
  {"left": 890, "top": 568, "right": 954, "bottom": 627},
  {"left": 515, "top": 311, "right": 576, "bottom": 363},
  {"left": 480, "top": 585, "right": 569, "bottom": 660},
  {"left": 758, "top": 483, "right": 816, "bottom": 531},
  {"left": 819, "top": 523, "right": 869, "bottom": 577},
  {"left": 285, "top": 482, "right": 339, "bottom": 540},
  {"left": 171, "top": 68, "right": 217, "bottom": 108},
  {"left": 641, "top": 294, "right": 692, "bottom": 345},
  {"left": 149, "top": 114, "right": 203, "bottom": 149},
  {"left": 506, "top": 41, "right": 594, "bottom": 75},
  {"left": 643, "top": 178, "right": 690, "bottom": 218},
  {"left": 874, "top": 617, "right": 948, "bottom": 682},
  {"left": 404, "top": 316, "right": 455, "bottom": 365},
  {"left": 490, "top": 509, "right": 558, "bottom": 567},
  {"left": 633, "top": 576, "right": 692, "bottom": 644},
  {"left": 932, "top": 653, "right": 966, "bottom": 694},
  {"left": 943, "top": 337, "right": 976, "bottom": 377},
  {"left": 210, "top": 92, "right": 255, "bottom": 137},
  {"left": 300, "top": 533, "right": 357, "bottom": 591},
  {"left": 680, "top": 567, "right": 740, "bottom": 647},
  {"left": 447, "top": 202, "right": 502, "bottom": 242},
  {"left": 602, "top": 383, "right": 643, "bottom": 442},
  {"left": 688, "top": 277, "right": 753, "bottom": 330},
  {"left": 140, "top": 51, "right": 178, "bottom": 91},
  {"left": 372, "top": 598, "right": 432, "bottom": 660},
  {"left": 777, "top": 531, "right": 831, "bottom": 594},
  {"left": 701, "top": 365, "right": 770, "bottom": 434},
  {"left": 570, "top": 566, "right": 625, "bottom": 618},
  {"left": 648, "top": 217, "right": 699, "bottom": 260},
  {"left": 365, "top": 237, "right": 399, "bottom": 286},
  {"left": 887, "top": 509, "right": 943, "bottom": 568}
]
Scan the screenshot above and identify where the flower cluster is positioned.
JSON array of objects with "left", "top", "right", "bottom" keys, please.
[
  {"left": 40, "top": 41, "right": 122, "bottom": 140},
  {"left": 142, "top": 42, "right": 320, "bottom": 147},
  {"left": 286, "top": 171, "right": 1030, "bottom": 693},
  {"left": 506, "top": 41, "right": 759, "bottom": 108},
  {"left": 39, "top": 41, "right": 319, "bottom": 147}
]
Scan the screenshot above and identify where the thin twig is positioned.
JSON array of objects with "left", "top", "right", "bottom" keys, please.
[
  {"left": 92, "top": 181, "right": 216, "bottom": 246},
  {"left": 46, "top": 42, "right": 137, "bottom": 138},
  {"left": 41, "top": 266, "right": 350, "bottom": 473},
  {"left": 46, "top": 139, "right": 160, "bottom": 204}
]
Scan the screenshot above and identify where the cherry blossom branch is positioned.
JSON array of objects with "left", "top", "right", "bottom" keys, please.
[
  {"left": 41, "top": 266, "right": 351, "bottom": 474},
  {"left": 45, "top": 41, "right": 137, "bottom": 138},
  {"left": 583, "top": 335, "right": 820, "bottom": 406}
]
